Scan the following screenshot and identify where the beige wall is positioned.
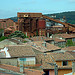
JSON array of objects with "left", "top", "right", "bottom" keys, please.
[
  {"left": 58, "top": 69, "right": 72, "bottom": 75},
  {"left": 56, "top": 60, "right": 72, "bottom": 66},
  {"left": 56, "top": 61, "right": 62, "bottom": 66},
  {"left": 0, "top": 57, "right": 36, "bottom": 67},
  {"left": 0, "top": 58, "right": 18, "bottom": 66},
  {"left": 73, "top": 73, "right": 75, "bottom": 75},
  {"left": 49, "top": 70, "right": 55, "bottom": 75}
]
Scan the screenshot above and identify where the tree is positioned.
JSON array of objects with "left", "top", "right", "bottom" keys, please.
[
  {"left": 0, "top": 36, "right": 8, "bottom": 41},
  {"left": 66, "top": 39, "right": 74, "bottom": 47},
  {"left": 8, "top": 31, "right": 28, "bottom": 38}
]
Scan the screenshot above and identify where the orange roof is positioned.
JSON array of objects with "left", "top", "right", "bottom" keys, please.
[
  {"left": 30, "top": 36, "right": 53, "bottom": 41},
  {"left": 31, "top": 41, "right": 61, "bottom": 52},
  {"left": 40, "top": 52, "right": 75, "bottom": 69},
  {"left": 57, "top": 34, "right": 75, "bottom": 39},
  {"left": 5, "top": 28, "right": 12, "bottom": 31},
  {"left": 0, "top": 64, "right": 44, "bottom": 75},
  {"left": 46, "top": 52, "right": 75, "bottom": 61},
  {"left": 54, "top": 38, "right": 66, "bottom": 42},
  {"left": 52, "top": 25, "right": 64, "bottom": 28},
  {"left": 73, "top": 30, "right": 75, "bottom": 33},
  {"left": 6, "top": 45, "right": 36, "bottom": 57},
  {"left": 62, "top": 46, "right": 75, "bottom": 51}
]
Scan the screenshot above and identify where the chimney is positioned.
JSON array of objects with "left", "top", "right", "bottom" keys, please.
[
  {"left": 42, "top": 41, "right": 46, "bottom": 47},
  {"left": 72, "top": 62, "right": 75, "bottom": 75}
]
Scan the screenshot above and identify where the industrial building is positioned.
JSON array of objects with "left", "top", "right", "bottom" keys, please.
[
  {"left": 17, "top": 12, "right": 46, "bottom": 37},
  {"left": 0, "top": 12, "right": 75, "bottom": 37},
  {"left": 17, "top": 12, "right": 75, "bottom": 37}
]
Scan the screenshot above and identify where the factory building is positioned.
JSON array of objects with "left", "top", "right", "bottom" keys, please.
[{"left": 17, "top": 12, "right": 46, "bottom": 37}]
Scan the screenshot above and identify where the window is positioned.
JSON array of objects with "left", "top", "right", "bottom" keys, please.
[
  {"left": 72, "top": 38, "right": 75, "bottom": 42},
  {"left": 62, "top": 61, "right": 68, "bottom": 66}
]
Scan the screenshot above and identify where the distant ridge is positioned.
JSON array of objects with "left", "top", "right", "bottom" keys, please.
[
  {"left": 45, "top": 11, "right": 75, "bottom": 24},
  {"left": 10, "top": 17, "right": 18, "bottom": 22}
]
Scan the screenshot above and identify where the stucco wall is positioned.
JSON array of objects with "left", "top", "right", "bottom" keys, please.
[
  {"left": 0, "top": 58, "right": 18, "bottom": 66},
  {"left": 0, "top": 57, "right": 36, "bottom": 67},
  {"left": 56, "top": 60, "right": 72, "bottom": 66},
  {"left": 49, "top": 70, "right": 55, "bottom": 75},
  {"left": 18, "top": 57, "right": 36, "bottom": 67},
  {"left": 58, "top": 69, "right": 72, "bottom": 75},
  {"left": 56, "top": 61, "right": 62, "bottom": 66}
]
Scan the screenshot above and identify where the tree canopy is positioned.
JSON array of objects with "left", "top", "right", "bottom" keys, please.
[{"left": 8, "top": 31, "right": 28, "bottom": 38}]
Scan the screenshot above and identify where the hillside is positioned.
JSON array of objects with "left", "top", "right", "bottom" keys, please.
[
  {"left": 10, "top": 17, "right": 18, "bottom": 22},
  {"left": 45, "top": 11, "right": 75, "bottom": 24}
]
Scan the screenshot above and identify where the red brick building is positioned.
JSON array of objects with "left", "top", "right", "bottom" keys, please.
[{"left": 0, "top": 19, "right": 19, "bottom": 36}]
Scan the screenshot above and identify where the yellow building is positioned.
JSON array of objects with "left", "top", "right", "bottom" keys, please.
[{"left": 41, "top": 52, "right": 75, "bottom": 75}]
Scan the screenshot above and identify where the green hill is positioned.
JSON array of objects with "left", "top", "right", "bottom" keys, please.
[
  {"left": 10, "top": 17, "right": 18, "bottom": 22},
  {"left": 45, "top": 11, "right": 75, "bottom": 24}
]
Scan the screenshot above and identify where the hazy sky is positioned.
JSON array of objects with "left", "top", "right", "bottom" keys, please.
[{"left": 0, "top": 0, "right": 75, "bottom": 19}]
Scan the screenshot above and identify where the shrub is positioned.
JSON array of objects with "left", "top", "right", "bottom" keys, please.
[
  {"left": 0, "top": 36, "right": 8, "bottom": 41},
  {"left": 8, "top": 31, "right": 28, "bottom": 39}
]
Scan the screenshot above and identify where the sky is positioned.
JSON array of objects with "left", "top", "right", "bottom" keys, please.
[{"left": 0, "top": 0, "right": 75, "bottom": 19}]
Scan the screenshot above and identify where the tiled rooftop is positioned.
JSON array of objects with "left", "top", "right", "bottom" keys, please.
[
  {"left": 62, "top": 46, "right": 75, "bottom": 51},
  {"left": 30, "top": 36, "right": 53, "bottom": 41},
  {"left": 39, "top": 52, "right": 75, "bottom": 69},
  {"left": 47, "top": 52, "right": 75, "bottom": 61},
  {"left": 52, "top": 25, "right": 64, "bottom": 28},
  {"left": 54, "top": 38, "right": 66, "bottom": 42},
  {"left": 0, "top": 64, "right": 44, "bottom": 75},
  {"left": 31, "top": 41, "right": 61, "bottom": 52},
  {"left": 57, "top": 34, "right": 75, "bottom": 39},
  {"left": 6, "top": 45, "right": 36, "bottom": 57}
]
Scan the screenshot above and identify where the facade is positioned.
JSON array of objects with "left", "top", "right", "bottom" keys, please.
[
  {"left": 0, "top": 19, "right": 18, "bottom": 30},
  {"left": 0, "top": 45, "right": 36, "bottom": 67},
  {"left": 17, "top": 12, "right": 75, "bottom": 37},
  {"left": 52, "top": 34, "right": 75, "bottom": 43},
  {"left": 30, "top": 36, "right": 54, "bottom": 44},
  {"left": 0, "top": 19, "right": 19, "bottom": 36},
  {"left": 53, "top": 38, "right": 66, "bottom": 48},
  {"left": 36, "top": 52, "right": 75, "bottom": 75},
  {"left": 18, "top": 12, "right": 46, "bottom": 37}
]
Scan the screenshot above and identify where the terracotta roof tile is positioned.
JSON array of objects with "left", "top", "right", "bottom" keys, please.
[
  {"left": 62, "top": 46, "right": 75, "bottom": 51},
  {"left": 31, "top": 41, "right": 61, "bottom": 52},
  {"left": 0, "top": 64, "right": 44, "bottom": 75},
  {"left": 6, "top": 45, "right": 36, "bottom": 57},
  {"left": 68, "top": 51, "right": 75, "bottom": 57},
  {"left": 52, "top": 25, "right": 63, "bottom": 28},
  {"left": 47, "top": 52, "right": 75, "bottom": 61},
  {"left": 54, "top": 38, "right": 66, "bottom": 42},
  {"left": 57, "top": 34, "right": 75, "bottom": 39},
  {"left": 30, "top": 36, "right": 53, "bottom": 41},
  {"left": 38, "top": 52, "right": 75, "bottom": 69}
]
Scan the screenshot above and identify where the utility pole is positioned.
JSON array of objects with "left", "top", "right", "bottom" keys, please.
[
  {"left": 48, "top": 56, "right": 58, "bottom": 75},
  {"left": 48, "top": 63, "right": 58, "bottom": 75}
]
